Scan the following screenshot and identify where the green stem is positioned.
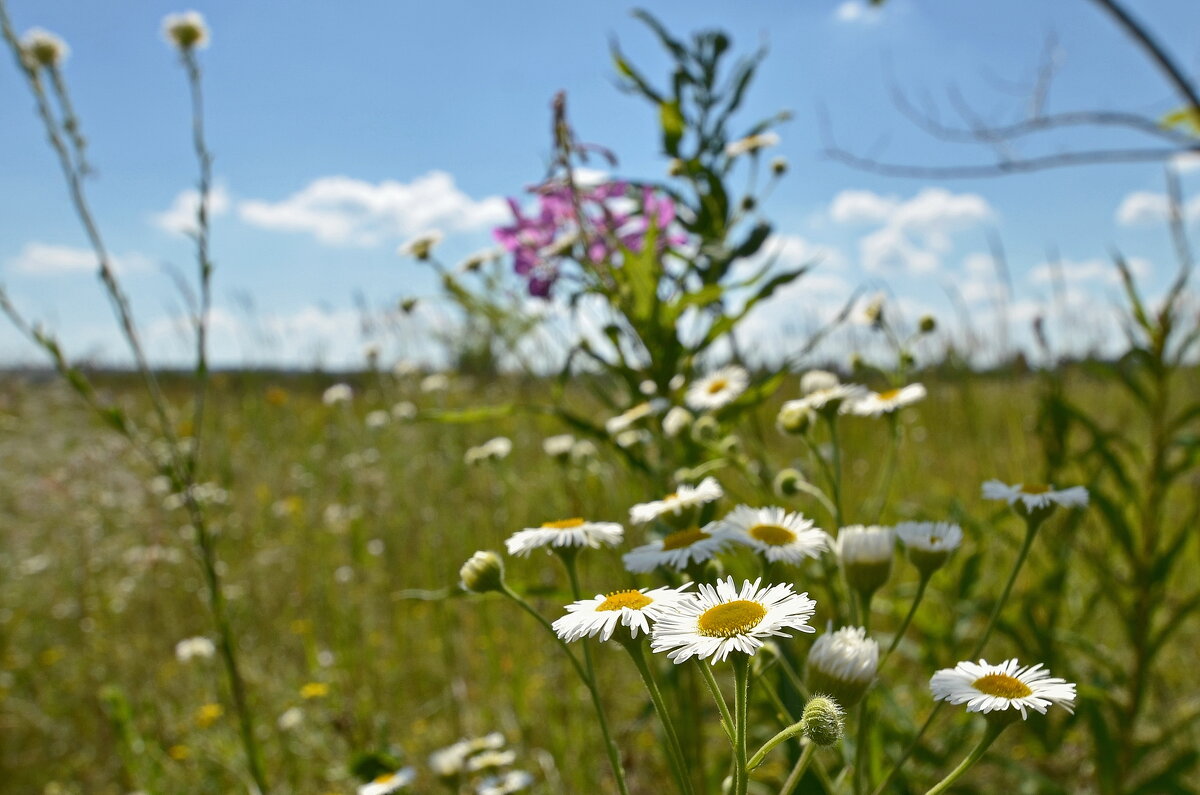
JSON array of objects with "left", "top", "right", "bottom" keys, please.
[
  {"left": 694, "top": 658, "right": 734, "bottom": 738},
  {"left": 827, "top": 415, "right": 845, "bottom": 528},
  {"left": 779, "top": 742, "right": 818, "bottom": 795},
  {"left": 872, "top": 516, "right": 1040, "bottom": 795},
  {"left": 624, "top": 640, "right": 696, "bottom": 795},
  {"left": 971, "top": 515, "right": 1042, "bottom": 659},
  {"left": 924, "top": 720, "right": 1007, "bottom": 795},
  {"left": 747, "top": 719, "right": 804, "bottom": 771},
  {"left": 880, "top": 574, "right": 930, "bottom": 668},
  {"left": 502, "top": 585, "right": 629, "bottom": 795},
  {"left": 732, "top": 656, "right": 750, "bottom": 795},
  {"left": 870, "top": 414, "right": 902, "bottom": 523},
  {"left": 854, "top": 699, "right": 870, "bottom": 795}
]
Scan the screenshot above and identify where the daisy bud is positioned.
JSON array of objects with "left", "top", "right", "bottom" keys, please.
[
  {"left": 834, "top": 526, "right": 894, "bottom": 598},
  {"left": 459, "top": 550, "right": 505, "bottom": 594},
  {"left": 662, "top": 406, "right": 693, "bottom": 438},
  {"left": 690, "top": 415, "right": 721, "bottom": 443},
  {"left": 805, "top": 626, "right": 879, "bottom": 709},
  {"left": 776, "top": 400, "right": 815, "bottom": 435},
  {"left": 800, "top": 370, "right": 839, "bottom": 396},
  {"left": 20, "top": 28, "right": 69, "bottom": 70},
  {"left": 399, "top": 297, "right": 419, "bottom": 314},
  {"left": 398, "top": 231, "right": 443, "bottom": 261},
  {"left": 773, "top": 468, "right": 806, "bottom": 498},
  {"left": 162, "top": 11, "right": 210, "bottom": 51},
  {"left": 863, "top": 295, "right": 884, "bottom": 328},
  {"left": 800, "top": 696, "right": 845, "bottom": 747},
  {"left": 918, "top": 314, "right": 937, "bottom": 334},
  {"left": 740, "top": 196, "right": 756, "bottom": 212},
  {"left": 771, "top": 156, "right": 789, "bottom": 176},
  {"left": 667, "top": 158, "right": 685, "bottom": 177}
]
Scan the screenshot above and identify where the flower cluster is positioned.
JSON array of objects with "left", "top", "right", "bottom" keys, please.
[{"left": 493, "top": 179, "right": 687, "bottom": 297}]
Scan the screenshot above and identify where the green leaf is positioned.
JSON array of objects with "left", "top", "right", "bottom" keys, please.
[
  {"left": 420, "top": 404, "right": 515, "bottom": 424},
  {"left": 660, "top": 99, "right": 684, "bottom": 156}
]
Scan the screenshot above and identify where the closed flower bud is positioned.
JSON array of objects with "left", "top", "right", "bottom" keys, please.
[
  {"left": 776, "top": 400, "right": 815, "bottom": 435},
  {"left": 690, "top": 415, "right": 721, "bottom": 443},
  {"left": 459, "top": 550, "right": 505, "bottom": 593},
  {"left": 805, "top": 626, "right": 879, "bottom": 709},
  {"left": 771, "top": 156, "right": 788, "bottom": 176},
  {"left": 801, "top": 696, "right": 845, "bottom": 747},
  {"left": 20, "top": 28, "right": 69, "bottom": 69},
  {"left": 773, "top": 467, "right": 805, "bottom": 498},
  {"left": 834, "top": 525, "right": 894, "bottom": 597},
  {"left": 162, "top": 11, "right": 210, "bottom": 51},
  {"left": 918, "top": 314, "right": 937, "bottom": 334}
]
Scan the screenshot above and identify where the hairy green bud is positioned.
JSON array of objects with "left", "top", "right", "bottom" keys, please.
[
  {"left": 801, "top": 696, "right": 845, "bottom": 747},
  {"left": 459, "top": 550, "right": 505, "bottom": 594}
]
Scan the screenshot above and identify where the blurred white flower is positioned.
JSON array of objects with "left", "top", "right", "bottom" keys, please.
[
  {"left": 629, "top": 477, "right": 724, "bottom": 525},
  {"left": 162, "top": 11, "right": 210, "bottom": 51},
  {"left": 981, "top": 480, "right": 1088, "bottom": 511},
  {"left": 391, "top": 401, "right": 417, "bottom": 420},
  {"left": 20, "top": 28, "right": 69, "bottom": 68},
  {"left": 277, "top": 707, "right": 303, "bottom": 731},
  {"left": 662, "top": 406, "right": 693, "bottom": 438},
  {"left": 685, "top": 366, "right": 750, "bottom": 412},
  {"left": 322, "top": 383, "right": 353, "bottom": 405},
  {"left": 800, "top": 370, "right": 840, "bottom": 395},
  {"left": 365, "top": 410, "right": 390, "bottom": 429},
  {"left": 420, "top": 373, "right": 450, "bottom": 393},
  {"left": 845, "top": 383, "right": 927, "bottom": 417},
  {"left": 542, "top": 433, "right": 575, "bottom": 459},
  {"left": 464, "top": 437, "right": 512, "bottom": 465},
  {"left": 505, "top": 518, "right": 623, "bottom": 557},
  {"left": 174, "top": 636, "right": 215, "bottom": 663},
  {"left": 357, "top": 768, "right": 415, "bottom": 795},
  {"left": 725, "top": 132, "right": 780, "bottom": 158}
]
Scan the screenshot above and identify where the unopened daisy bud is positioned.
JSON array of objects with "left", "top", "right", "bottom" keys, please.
[
  {"left": 773, "top": 468, "right": 805, "bottom": 498},
  {"left": 740, "top": 196, "right": 756, "bottom": 212},
  {"left": 771, "top": 156, "right": 788, "bottom": 176},
  {"left": 899, "top": 350, "right": 915, "bottom": 368},
  {"left": 863, "top": 295, "right": 884, "bottom": 328},
  {"left": 776, "top": 400, "right": 815, "bottom": 435},
  {"left": 667, "top": 158, "right": 685, "bottom": 176},
  {"left": 662, "top": 406, "right": 693, "bottom": 438},
  {"left": 398, "top": 231, "right": 443, "bottom": 260},
  {"left": 20, "top": 28, "right": 69, "bottom": 69},
  {"left": 691, "top": 414, "right": 720, "bottom": 443},
  {"left": 834, "top": 525, "right": 894, "bottom": 597},
  {"left": 800, "top": 696, "right": 845, "bottom": 747},
  {"left": 399, "top": 297, "right": 419, "bottom": 314},
  {"left": 895, "top": 521, "right": 962, "bottom": 577},
  {"left": 918, "top": 314, "right": 937, "bottom": 334},
  {"left": 805, "top": 626, "right": 879, "bottom": 708},
  {"left": 162, "top": 11, "right": 209, "bottom": 51},
  {"left": 459, "top": 550, "right": 505, "bottom": 594}
]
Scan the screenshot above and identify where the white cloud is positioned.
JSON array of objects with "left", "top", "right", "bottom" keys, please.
[
  {"left": 745, "top": 233, "right": 847, "bottom": 274},
  {"left": 237, "top": 171, "right": 509, "bottom": 247},
  {"left": 957, "top": 252, "right": 1009, "bottom": 304},
  {"left": 7, "top": 242, "right": 152, "bottom": 276},
  {"left": 153, "top": 184, "right": 231, "bottom": 235},
  {"left": 835, "top": 1, "right": 879, "bottom": 23},
  {"left": 831, "top": 188, "right": 993, "bottom": 274},
  {"left": 1170, "top": 152, "right": 1200, "bottom": 173},
  {"left": 1028, "top": 257, "right": 1151, "bottom": 286},
  {"left": 830, "top": 190, "right": 898, "bottom": 224},
  {"left": 1115, "top": 190, "right": 1200, "bottom": 227}
]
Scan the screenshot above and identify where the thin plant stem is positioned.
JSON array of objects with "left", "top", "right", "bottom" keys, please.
[
  {"left": 747, "top": 719, "right": 804, "bottom": 770},
  {"left": 779, "top": 742, "right": 818, "bottom": 795},
  {"left": 880, "top": 574, "right": 930, "bottom": 668},
  {"left": 871, "top": 513, "right": 1042, "bottom": 795},
  {"left": 924, "top": 720, "right": 1008, "bottom": 795},
  {"left": 560, "top": 555, "right": 632, "bottom": 795},
  {"left": 870, "top": 414, "right": 902, "bottom": 524},
  {"left": 853, "top": 590, "right": 874, "bottom": 795},
  {"left": 732, "top": 656, "right": 751, "bottom": 795},
  {"left": 694, "top": 658, "right": 734, "bottom": 738},
  {"left": 826, "top": 414, "right": 845, "bottom": 527},
  {"left": 502, "top": 585, "right": 630, "bottom": 795},
  {"left": 623, "top": 640, "right": 696, "bottom": 795}
]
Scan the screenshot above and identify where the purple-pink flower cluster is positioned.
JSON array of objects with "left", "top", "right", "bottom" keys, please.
[{"left": 493, "top": 179, "right": 686, "bottom": 297}]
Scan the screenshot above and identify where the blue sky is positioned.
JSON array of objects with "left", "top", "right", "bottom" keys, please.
[{"left": 1, "top": 0, "right": 1198, "bottom": 368}]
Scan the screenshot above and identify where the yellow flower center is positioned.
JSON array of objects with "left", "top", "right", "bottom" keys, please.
[
  {"left": 661, "top": 528, "right": 710, "bottom": 550},
  {"left": 542, "top": 517, "right": 586, "bottom": 529},
  {"left": 748, "top": 523, "right": 796, "bottom": 546},
  {"left": 597, "top": 590, "right": 654, "bottom": 611},
  {"left": 373, "top": 773, "right": 396, "bottom": 784},
  {"left": 1020, "top": 484, "right": 1050, "bottom": 495},
  {"left": 697, "top": 600, "right": 767, "bottom": 637},
  {"left": 972, "top": 673, "right": 1033, "bottom": 699},
  {"left": 706, "top": 378, "right": 729, "bottom": 394},
  {"left": 878, "top": 388, "right": 902, "bottom": 401}
]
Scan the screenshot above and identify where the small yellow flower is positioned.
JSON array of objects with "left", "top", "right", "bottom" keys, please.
[
  {"left": 195, "top": 703, "right": 223, "bottom": 728},
  {"left": 168, "top": 744, "right": 191, "bottom": 760},
  {"left": 300, "top": 682, "right": 329, "bottom": 699}
]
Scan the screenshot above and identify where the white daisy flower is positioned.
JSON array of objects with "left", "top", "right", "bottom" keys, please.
[
  {"left": 174, "top": 636, "right": 215, "bottom": 662},
  {"left": 420, "top": 373, "right": 450, "bottom": 393},
  {"left": 720, "top": 505, "right": 831, "bottom": 565},
  {"left": 162, "top": 11, "right": 209, "bottom": 51},
  {"left": 505, "top": 518, "right": 624, "bottom": 557},
  {"left": 430, "top": 733, "right": 507, "bottom": 778},
  {"left": 365, "top": 410, "right": 390, "bottom": 429},
  {"left": 322, "top": 383, "right": 353, "bottom": 405},
  {"left": 552, "top": 584, "right": 693, "bottom": 643},
  {"left": 605, "top": 400, "right": 666, "bottom": 435},
  {"left": 650, "top": 577, "right": 817, "bottom": 664},
  {"left": 615, "top": 428, "right": 651, "bottom": 448},
  {"left": 981, "top": 480, "right": 1089, "bottom": 512},
  {"left": 930, "top": 658, "right": 1076, "bottom": 719},
  {"left": 542, "top": 434, "right": 575, "bottom": 459},
  {"left": 685, "top": 366, "right": 750, "bottom": 412},
  {"left": 466, "top": 749, "right": 516, "bottom": 773},
  {"left": 725, "top": 132, "right": 781, "bottom": 158},
  {"left": 622, "top": 524, "right": 732, "bottom": 572},
  {"left": 805, "top": 625, "right": 879, "bottom": 708},
  {"left": 800, "top": 369, "right": 840, "bottom": 396},
  {"left": 477, "top": 770, "right": 535, "bottom": 795},
  {"left": 629, "top": 477, "right": 724, "bottom": 525},
  {"left": 397, "top": 230, "right": 443, "bottom": 260},
  {"left": 357, "top": 768, "right": 415, "bottom": 795},
  {"left": 845, "top": 383, "right": 927, "bottom": 417},
  {"left": 895, "top": 521, "right": 962, "bottom": 576},
  {"left": 391, "top": 401, "right": 417, "bottom": 420},
  {"left": 464, "top": 437, "right": 512, "bottom": 465},
  {"left": 661, "top": 406, "right": 693, "bottom": 438},
  {"left": 802, "top": 383, "right": 869, "bottom": 415}
]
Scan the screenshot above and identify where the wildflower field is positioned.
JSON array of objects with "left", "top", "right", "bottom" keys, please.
[{"left": 3, "top": 3, "right": 1200, "bottom": 794}]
